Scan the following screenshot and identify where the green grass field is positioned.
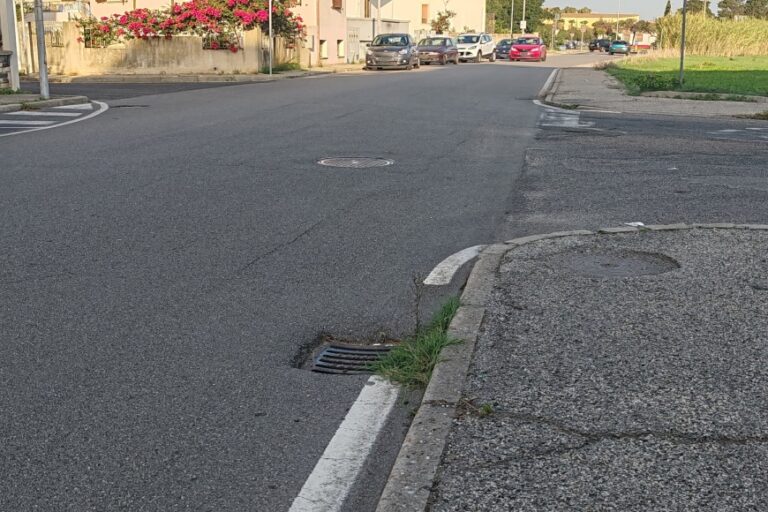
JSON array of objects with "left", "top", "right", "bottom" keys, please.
[{"left": 606, "top": 56, "right": 768, "bottom": 97}]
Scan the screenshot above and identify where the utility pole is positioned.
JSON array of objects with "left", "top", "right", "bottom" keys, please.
[
  {"left": 376, "top": 0, "right": 381, "bottom": 36},
  {"left": 33, "top": 0, "right": 48, "bottom": 98},
  {"left": 616, "top": 0, "right": 620, "bottom": 37},
  {"left": 521, "top": 0, "right": 526, "bottom": 32},
  {"left": 679, "top": 0, "right": 688, "bottom": 84}
]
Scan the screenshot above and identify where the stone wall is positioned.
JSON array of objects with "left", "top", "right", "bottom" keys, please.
[{"left": 43, "top": 22, "right": 302, "bottom": 75}]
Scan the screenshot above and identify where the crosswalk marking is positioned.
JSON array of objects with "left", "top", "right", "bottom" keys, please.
[
  {"left": 8, "top": 111, "right": 81, "bottom": 117},
  {"left": 52, "top": 103, "right": 92, "bottom": 110},
  {"left": 539, "top": 109, "right": 595, "bottom": 129},
  {"left": 0, "top": 120, "right": 57, "bottom": 126}
]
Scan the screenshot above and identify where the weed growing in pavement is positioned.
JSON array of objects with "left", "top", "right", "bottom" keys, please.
[
  {"left": 738, "top": 111, "right": 768, "bottom": 121},
  {"left": 259, "top": 62, "right": 302, "bottom": 74},
  {"left": 0, "top": 88, "right": 24, "bottom": 95},
  {"left": 370, "top": 296, "right": 461, "bottom": 388}
]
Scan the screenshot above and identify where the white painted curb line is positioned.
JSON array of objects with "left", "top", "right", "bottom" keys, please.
[
  {"left": 289, "top": 376, "right": 400, "bottom": 512},
  {"left": 0, "top": 101, "right": 109, "bottom": 138}
]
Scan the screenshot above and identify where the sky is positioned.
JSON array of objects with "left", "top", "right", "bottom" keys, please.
[{"left": 543, "top": 0, "right": 685, "bottom": 20}]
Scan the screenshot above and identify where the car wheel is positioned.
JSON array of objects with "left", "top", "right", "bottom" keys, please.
[
  {"left": 489, "top": 52, "right": 496, "bottom": 62},
  {"left": 475, "top": 51, "right": 482, "bottom": 63}
]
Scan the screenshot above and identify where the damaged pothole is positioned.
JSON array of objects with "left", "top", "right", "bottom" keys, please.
[{"left": 294, "top": 334, "right": 399, "bottom": 375}]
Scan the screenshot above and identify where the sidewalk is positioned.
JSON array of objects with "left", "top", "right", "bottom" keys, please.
[
  {"left": 547, "top": 67, "right": 768, "bottom": 118},
  {"left": 40, "top": 64, "right": 364, "bottom": 84},
  {"left": 379, "top": 224, "right": 768, "bottom": 511},
  {"left": 0, "top": 93, "right": 90, "bottom": 113}
]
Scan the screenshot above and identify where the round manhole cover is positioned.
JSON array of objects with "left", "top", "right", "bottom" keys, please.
[
  {"left": 318, "top": 157, "right": 394, "bottom": 168},
  {"left": 564, "top": 250, "right": 680, "bottom": 278}
]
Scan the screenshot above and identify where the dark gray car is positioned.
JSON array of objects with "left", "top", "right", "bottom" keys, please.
[{"left": 365, "top": 33, "right": 420, "bottom": 70}]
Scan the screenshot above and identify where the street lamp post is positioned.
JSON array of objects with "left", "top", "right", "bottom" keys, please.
[
  {"left": 616, "top": 0, "right": 620, "bottom": 38},
  {"left": 521, "top": 0, "right": 526, "bottom": 32},
  {"left": 509, "top": 0, "right": 514, "bottom": 37}
]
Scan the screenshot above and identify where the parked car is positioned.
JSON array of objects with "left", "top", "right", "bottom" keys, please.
[
  {"left": 417, "top": 37, "right": 459, "bottom": 65},
  {"left": 366, "top": 33, "right": 420, "bottom": 70},
  {"left": 565, "top": 40, "right": 578, "bottom": 50},
  {"left": 609, "top": 40, "right": 630, "bottom": 55},
  {"left": 494, "top": 38, "right": 513, "bottom": 60},
  {"left": 456, "top": 33, "right": 496, "bottom": 62},
  {"left": 509, "top": 36, "right": 547, "bottom": 62},
  {"left": 588, "top": 39, "right": 611, "bottom": 52}
]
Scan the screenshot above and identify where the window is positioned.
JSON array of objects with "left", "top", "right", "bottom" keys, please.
[
  {"left": 421, "top": 4, "right": 429, "bottom": 24},
  {"left": 332, "top": 0, "right": 342, "bottom": 10},
  {"left": 320, "top": 39, "right": 328, "bottom": 59},
  {"left": 337, "top": 39, "right": 345, "bottom": 58}
]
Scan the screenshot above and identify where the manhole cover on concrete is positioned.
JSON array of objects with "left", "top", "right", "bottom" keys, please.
[
  {"left": 564, "top": 250, "right": 680, "bottom": 278},
  {"left": 318, "top": 157, "right": 394, "bottom": 168}
]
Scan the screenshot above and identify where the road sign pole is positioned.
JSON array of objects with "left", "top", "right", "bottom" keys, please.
[
  {"left": 679, "top": 0, "right": 687, "bottom": 84},
  {"left": 268, "top": 0, "right": 273, "bottom": 77}
]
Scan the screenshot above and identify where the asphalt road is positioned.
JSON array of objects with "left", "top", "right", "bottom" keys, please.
[
  {"left": 2, "top": 61, "right": 556, "bottom": 510},
  {"left": 499, "top": 107, "right": 768, "bottom": 240}
]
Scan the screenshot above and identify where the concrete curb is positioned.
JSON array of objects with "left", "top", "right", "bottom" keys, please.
[
  {"left": 375, "top": 222, "right": 768, "bottom": 512},
  {"left": 0, "top": 95, "right": 90, "bottom": 113},
  {"left": 42, "top": 69, "right": 339, "bottom": 84},
  {"left": 537, "top": 68, "right": 561, "bottom": 101}
]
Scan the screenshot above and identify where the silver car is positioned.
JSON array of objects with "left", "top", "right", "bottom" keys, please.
[{"left": 366, "top": 33, "right": 420, "bottom": 70}]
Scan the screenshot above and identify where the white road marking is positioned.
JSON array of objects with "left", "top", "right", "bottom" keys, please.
[
  {"left": 746, "top": 127, "right": 767, "bottom": 131},
  {"left": 52, "top": 103, "right": 93, "bottom": 110},
  {"left": 289, "top": 376, "right": 399, "bottom": 512},
  {"left": 424, "top": 245, "right": 486, "bottom": 286},
  {"left": 0, "top": 101, "right": 108, "bottom": 138},
  {"left": 0, "top": 120, "right": 56, "bottom": 126},
  {"left": 715, "top": 129, "right": 741, "bottom": 133},
  {"left": 8, "top": 111, "right": 81, "bottom": 117},
  {"left": 539, "top": 110, "right": 595, "bottom": 129}
]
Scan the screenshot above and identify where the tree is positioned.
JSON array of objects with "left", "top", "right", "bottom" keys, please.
[
  {"left": 718, "top": 0, "right": 746, "bottom": 17},
  {"left": 681, "top": 0, "right": 714, "bottom": 15},
  {"left": 664, "top": 0, "right": 672, "bottom": 16},
  {"left": 485, "top": 0, "right": 546, "bottom": 34},
  {"left": 431, "top": 10, "right": 456, "bottom": 33},
  {"left": 745, "top": 0, "right": 768, "bottom": 17},
  {"left": 592, "top": 19, "right": 614, "bottom": 36},
  {"left": 578, "top": 7, "right": 592, "bottom": 13}
]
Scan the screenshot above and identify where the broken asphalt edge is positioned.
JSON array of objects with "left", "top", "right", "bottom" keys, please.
[
  {"left": 0, "top": 95, "right": 90, "bottom": 113},
  {"left": 375, "top": 222, "right": 768, "bottom": 512}
]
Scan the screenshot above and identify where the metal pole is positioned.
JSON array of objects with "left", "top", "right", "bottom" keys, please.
[
  {"left": 521, "top": 0, "right": 526, "bottom": 31},
  {"left": 33, "top": 0, "right": 48, "bottom": 98},
  {"left": 509, "top": 0, "right": 514, "bottom": 36},
  {"left": 616, "top": 0, "right": 620, "bottom": 37},
  {"left": 268, "top": 0, "right": 272, "bottom": 77},
  {"left": 679, "top": 0, "right": 687, "bottom": 84},
  {"left": 377, "top": 0, "right": 381, "bottom": 35}
]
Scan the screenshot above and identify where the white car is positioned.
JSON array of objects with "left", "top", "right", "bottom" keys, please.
[{"left": 456, "top": 33, "right": 496, "bottom": 62}]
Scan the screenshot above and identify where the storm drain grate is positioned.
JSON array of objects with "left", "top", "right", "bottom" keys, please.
[
  {"left": 318, "top": 157, "right": 394, "bottom": 169},
  {"left": 310, "top": 343, "right": 393, "bottom": 375}
]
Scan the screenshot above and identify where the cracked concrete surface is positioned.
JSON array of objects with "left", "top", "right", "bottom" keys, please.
[{"left": 431, "top": 229, "right": 768, "bottom": 511}]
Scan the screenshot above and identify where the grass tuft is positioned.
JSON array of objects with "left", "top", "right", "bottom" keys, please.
[
  {"left": 370, "top": 297, "right": 461, "bottom": 388},
  {"left": 259, "top": 62, "right": 302, "bottom": 74}
]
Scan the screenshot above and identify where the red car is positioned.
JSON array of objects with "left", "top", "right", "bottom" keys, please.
[{"left": 509, "top": 36, "right": 547, "bottom": 62}]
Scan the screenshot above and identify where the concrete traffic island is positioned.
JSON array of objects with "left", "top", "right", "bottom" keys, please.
[
  {"left": 379, "top": 224, "right": 768, "bottom": 511},
  {"left": 0, "top": 93, "right": 90, "bottom": 113}
]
